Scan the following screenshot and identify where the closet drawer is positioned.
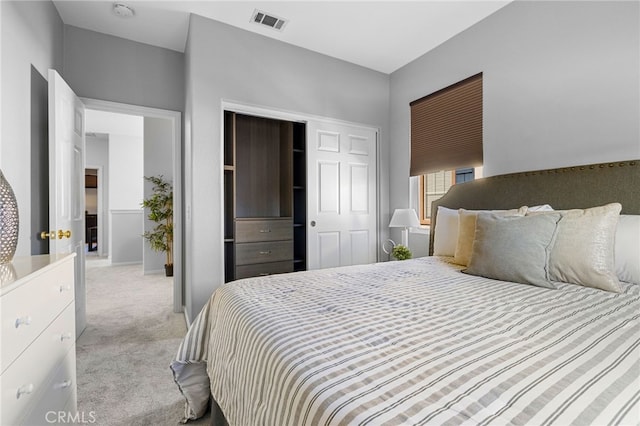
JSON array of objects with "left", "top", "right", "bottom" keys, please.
[
  {"left": 1, "top": 259, "right": 74, "bottom": 373},
  {"left": 236, "top": 241, "right": 293, "bottom": 265},
  {"left": 236, "top": 261, "right": 294, "bottom": 279},
  {"left": 236, "top": 219, "right": 293, "bottom": 243},
  {"left": 1, "top": 302, "right": 75, "bottom": 426}
]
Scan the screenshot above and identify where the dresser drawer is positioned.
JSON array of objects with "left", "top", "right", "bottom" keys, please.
[
  {"left": 21, "top": 345, "right": 77, "bottom": 426},
  {"left": 1, "top": 259, "right": 74, "bottom": 373},
  {"left": 236, "top": 219, "right": 293, "bottom": 243},
  {"left": 236, "top": 261, "right": 294, "bottom": 279},
  {"left": 236, "top": 241, "right": 293, "bottom": 265},
  {"left": 0, "top": 302, "right": 75, "bottom": 426}
]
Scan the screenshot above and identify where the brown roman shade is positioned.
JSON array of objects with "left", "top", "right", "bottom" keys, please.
[{"left": 410, "top": 73, "right": 483, "bottom": 176}]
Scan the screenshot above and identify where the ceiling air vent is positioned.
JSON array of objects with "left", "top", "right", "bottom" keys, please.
[{"left": 251, "top": 9, "right": 288, "bottom": 31}]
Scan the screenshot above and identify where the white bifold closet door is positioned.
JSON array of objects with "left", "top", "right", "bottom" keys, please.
[{"left": 306, "top": 120, "right": 378, "bottom": 270}]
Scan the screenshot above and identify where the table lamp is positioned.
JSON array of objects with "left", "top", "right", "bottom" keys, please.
[{"left": 389, "top": 208, "right": 420, "bottom": 247}]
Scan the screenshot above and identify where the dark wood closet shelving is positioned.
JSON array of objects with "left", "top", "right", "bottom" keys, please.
[{"left": 223, "top": 111, "right": 306, "bottom": 282}]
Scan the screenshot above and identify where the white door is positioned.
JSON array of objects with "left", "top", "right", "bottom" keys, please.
[
  {"left": 48, "top": 70, "right": 86, "bottom": 338},
  {"left": 307, "top": 120, "right": 378, "bottom": 270}
]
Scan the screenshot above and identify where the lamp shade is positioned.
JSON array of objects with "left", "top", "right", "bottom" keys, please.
[{"left": 389, "top": 209, "right": 420, "bottom": 228}]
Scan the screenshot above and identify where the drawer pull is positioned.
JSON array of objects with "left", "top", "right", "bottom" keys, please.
[
  {"left": 259, "top": 273, "right": 271, "bottom": 276},
  {"left": 16, "top": 384, "right": 34, "bottom": 399},
  {"left": 15, "top": 316, "right": 32, "bottom": 328},
  {"left": 259, "top": 251, "right": 272, "bottom": 255},
  {"left": 59, "top": 284, "right": 72, "bottom": 293},
  {"left": 259, "top": 229, "right": 272, "bottom": 233},
  {"left": 55, "top": 380, "right": 72, "bottom": 390},
  {"left": 60, "top": 332, "right": 73, "bottom": 342}
]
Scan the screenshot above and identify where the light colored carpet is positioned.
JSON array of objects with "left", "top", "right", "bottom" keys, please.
[{"left": 76, "top": 258, "right": 211, "bottom": 425}]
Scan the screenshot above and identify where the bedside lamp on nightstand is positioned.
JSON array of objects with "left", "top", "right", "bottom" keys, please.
[{"left": 389, "top": 209, "right": 420, "bottom": 247}]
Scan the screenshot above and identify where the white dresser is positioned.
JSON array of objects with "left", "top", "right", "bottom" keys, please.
[{"left": 0, "top": 254, "right": 77, "bottom": 425}]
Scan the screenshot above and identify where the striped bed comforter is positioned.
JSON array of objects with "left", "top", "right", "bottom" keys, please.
[{"left": 171, "top": 256, "right": 640, "bottom": 425}]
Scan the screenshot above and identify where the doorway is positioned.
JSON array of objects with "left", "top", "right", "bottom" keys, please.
[
  {"left": 84, "top": 168, "right": 99, "bottom": 254},
  {"left": 82, "top": 98, "right": 183, "bottom": 313}
]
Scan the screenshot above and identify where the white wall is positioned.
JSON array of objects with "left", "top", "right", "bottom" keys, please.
[
  {"left": 143, "top": 117, "right": 173, "bottom": 274},
  {"left": 85, "top": 110, "right": 143, "bottom": 262},
  {"left": 85, "top": 110, "right": 143, "bottom": 209},
  {"left": 0, "top": 0, "right": 63, "bottom": 257},
  {"left": 389, "top": 0, "right": 640, "bottom": 240},
  {"left": 184, "top": 15, "right": 390, "bottom": 321}
]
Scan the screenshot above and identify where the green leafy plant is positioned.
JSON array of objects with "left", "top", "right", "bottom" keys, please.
[
  {"left": 391, "top": 244, "right": 412, "bottom": 261},
  {"left": 141, "top": 176, "right": 173, "bottom": 273}
]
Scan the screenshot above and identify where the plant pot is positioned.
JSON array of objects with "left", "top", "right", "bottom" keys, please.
[{"left": 165, "top": 264, "right": 173, "bottom": 277}]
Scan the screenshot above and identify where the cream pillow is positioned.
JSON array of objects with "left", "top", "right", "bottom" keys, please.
[
  {"left": 615, "top": 215, "right": 640, "bottom": 285},
  {"left": 453, "top": 206, "right": 528, "bottom": 266},
  {"left": 549, "top": 203, "right": 622, "bottom": 292},
  {"left": 464, "top": 212, "right": 562, "bottom": 289},
  {"left": 433, "top": 206, "right": 459, "bottom": 256}
]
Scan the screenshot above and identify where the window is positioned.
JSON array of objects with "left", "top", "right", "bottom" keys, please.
[{"left": 418, "top": 167, "right": 482, "bottom": 225}]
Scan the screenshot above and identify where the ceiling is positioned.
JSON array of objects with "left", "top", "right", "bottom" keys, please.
[{"left": 52, "top": 1, "right": 512, "bottom": 74}]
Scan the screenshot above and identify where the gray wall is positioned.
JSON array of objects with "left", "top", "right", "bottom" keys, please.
[
  {"left": 110, "top": 210, "right": 143, "bottom": 264},
  {"left": 389, "top": 0, "right": 640, "bottom": 247},
  {"left": 1, "top": 0, "right": 63, "bottom": 257},
  {"left": 143, "top": 117, "right": 173, "bottom": 274},
  {"left": 184, "top": 15, "right": 390, "bottom": 321},
  {"left": 63, "top": 25, "right": 185, "bottom": 113}
]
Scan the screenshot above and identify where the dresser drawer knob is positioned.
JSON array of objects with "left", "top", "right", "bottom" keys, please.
[
  {"left": 59, "top": 284, "right": 72, "bottom": 293},
  {"left": 60, "top": 332, "right": 73, "bottom": 342},
  {"left": 259, "top": 251, "right": 272, "bottom": 255},
  {"left": 16, "top": 384, "right": 34, "bottom": 399},
  {"left": 15, "top": 316, "right": 32, "bottom": 328},
  {"left": 55, "top": 380, "right": 72, "bottom": 390},
  {"left": 259, "top": 229, "right": 271, "bottom": 233}
]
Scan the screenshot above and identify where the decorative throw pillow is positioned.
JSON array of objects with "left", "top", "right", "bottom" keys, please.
[
  {"left": 453, "top": 206, "right": 528, "bottom": 266},
  {"left": 464, "top": 212, "right": 562, "bottom": 289},
  {"left": 614, "top": 215, "right": 640, "bottom": 285},
  {"left": 433, "top": 206, "right": 459, "bottom": 256},
  {"left": 548, "top": 203, "right": 622, "bottom": 292}
]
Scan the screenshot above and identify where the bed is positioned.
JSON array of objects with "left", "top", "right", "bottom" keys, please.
[{"left": 171, "top": 160, "right": 640, "bottom": 425}]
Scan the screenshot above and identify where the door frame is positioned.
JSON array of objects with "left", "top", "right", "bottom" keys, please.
[
  {"left": 221, "top": 100, "right": 382, "bottom": 264},
  {"left": 82, "top": 98, "right": 183, "bottom": 313}
]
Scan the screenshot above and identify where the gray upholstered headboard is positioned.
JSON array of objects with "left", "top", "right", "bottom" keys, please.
[{"left": 429, "top": 159, "right": 640, "bottom": 256}]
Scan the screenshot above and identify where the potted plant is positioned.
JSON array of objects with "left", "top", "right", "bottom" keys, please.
[
  {"left": 141, "top": 175, "right": 173, "bottom": 276},
  {"left": 391, "top": 244, "right": 412, "bottom": 261}
]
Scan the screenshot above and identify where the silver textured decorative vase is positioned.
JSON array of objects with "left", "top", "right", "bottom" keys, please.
[{"left": 0, "top": 170, "right": 19, "bottom": 264}]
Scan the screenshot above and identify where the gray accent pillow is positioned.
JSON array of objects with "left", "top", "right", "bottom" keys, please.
[{"left": 464, "top": 212, "right": 562, "bottom": 289}]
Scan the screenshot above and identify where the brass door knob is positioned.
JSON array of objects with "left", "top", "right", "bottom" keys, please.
[
  {"left": 58, "top": 229, "right": 71, "bottom": 239},
  {"left": 40, "top": 231, "right": 56, "bottom": 240}
]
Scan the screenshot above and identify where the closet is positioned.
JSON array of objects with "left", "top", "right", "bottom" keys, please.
[{"left": 224, "top": 111, "right": 306, "bottom": 282}]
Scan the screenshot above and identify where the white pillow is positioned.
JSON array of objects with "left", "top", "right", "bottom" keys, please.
[
  {"left": 528, "top": 204, "right": 554, "bottom": 212},
  {"left": 433, "top": 207, "right": 459, "bottom": 256},
  {"left": 615, "top": 215, "right": 640, "bottom": 284}
]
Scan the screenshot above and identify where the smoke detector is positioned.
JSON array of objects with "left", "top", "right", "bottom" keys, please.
[
  {"left": 113, "top": 3, "right": 135, "bottom": 18},
  {"left": 251, "top": 9, "right": 288, "bottom": 31}
]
